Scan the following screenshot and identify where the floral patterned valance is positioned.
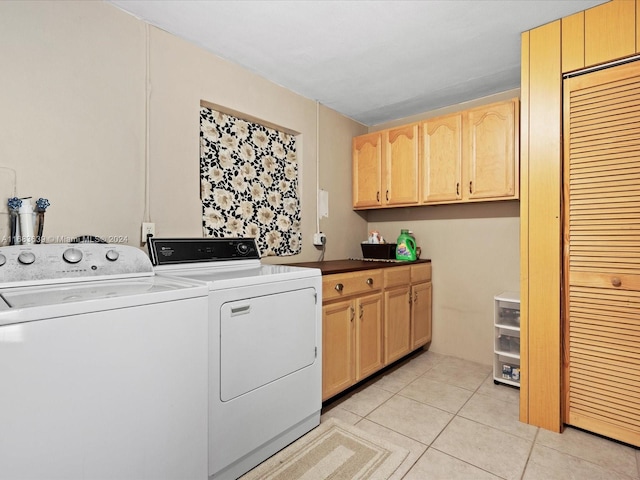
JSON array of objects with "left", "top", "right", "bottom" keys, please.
[{"left": 200, "top": 106, "right": 301, "bottom": 257}]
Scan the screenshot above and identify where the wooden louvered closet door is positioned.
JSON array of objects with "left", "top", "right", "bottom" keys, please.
[{"left": 563, "top": 60, "right": 640, "bottom": 447}]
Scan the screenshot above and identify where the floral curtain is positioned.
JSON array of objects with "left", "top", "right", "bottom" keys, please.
[{"left": 200, "top": 107, "right": 302, "bottom": 257}]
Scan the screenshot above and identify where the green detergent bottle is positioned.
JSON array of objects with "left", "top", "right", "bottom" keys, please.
[{"left": 395, "top": 229, "right": 417, "bottom": 261}]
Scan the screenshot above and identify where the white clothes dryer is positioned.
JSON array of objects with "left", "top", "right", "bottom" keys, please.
[
  {"left": 0, "top": 243, "right": 209, "bottom": 480},
  {"left": 149, "top": 238, "right": 322, "bottom": 480}
]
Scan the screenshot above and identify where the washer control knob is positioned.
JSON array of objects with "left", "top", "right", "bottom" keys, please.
[
  {"left": 18, "top": 251, "right": 36, "bottom": 265},
  {"left": 105, "top": 250, "right": 119, "bottom": 262},
  {"left": 0, "top": 254, "right": 5, "bottom": 267},
  {"left": 63, "top": 248, "right": 83, "bottom": 264},
  {"left": 237, "top": 243, "right": 250, "bottom": 255}
]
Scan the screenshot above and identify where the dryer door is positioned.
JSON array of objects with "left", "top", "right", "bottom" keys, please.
[{"left": 219, "top": 287, "right": 317, "bottom": 401}]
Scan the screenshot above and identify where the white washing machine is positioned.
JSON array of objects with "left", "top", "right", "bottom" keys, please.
[
  {"left": 149, "top": 238, "right": 322, "bottom": 480},
  {"left": 0, "top": 243, "right": 209, "bottom": 480}
]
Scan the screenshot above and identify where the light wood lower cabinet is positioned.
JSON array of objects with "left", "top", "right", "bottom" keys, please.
[
  {"left": 322, "top": 263, "right": 432, "bottom": 401},
  {"left": 322, "top": 271, "right": 383, "bottom": 401},
  {"left": 322, "top": 293, "right": 384, "bottom": 401},
  {"left": 411, "top": 281, "right": 432, "bottom": 348},
  {"left": 322, "top": 299, "right": 356, "bottom": 400},
  {"left": 384, "top": 264, "right": 433, "bottom": 364},
  {"left": 355, "top": 293, "right": 384, "bottom": 380},
  {"left": 384, "top": 266, "right": 412, "bottom": 364}
]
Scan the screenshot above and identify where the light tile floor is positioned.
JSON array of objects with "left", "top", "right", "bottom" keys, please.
[{"left": 321, "top": 350, "right": 640, "bottom": 480}]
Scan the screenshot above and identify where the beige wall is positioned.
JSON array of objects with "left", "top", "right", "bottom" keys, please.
[
  {"left": 368, "top": 202, "right": 520, "bottom": 366},
  {"left": 0, "top": 1, "right": 367, "bottom": 261},
  {"left": 318, "top": 105, "right": 369, "bottom": 259},
  {"left": 147, "top": 27, "right": 368, "bottom": 262},
  {"left": 0, "top": 1, "right": 146, "bottom": 244},
  {"left": 367, "top": 90, "right": 521, "bottom": 366}
]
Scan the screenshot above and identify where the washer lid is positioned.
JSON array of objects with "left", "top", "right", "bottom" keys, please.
[
  {"left": 0, "top": 276, "right": 208, "bottom": 326},
  {"left": 3, "top": 277, "right": 188, "bottom": 308}
]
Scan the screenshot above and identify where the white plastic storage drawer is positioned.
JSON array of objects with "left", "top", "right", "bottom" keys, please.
[{"left": 493, "top": 291, "right": 520, "bottom": 387}]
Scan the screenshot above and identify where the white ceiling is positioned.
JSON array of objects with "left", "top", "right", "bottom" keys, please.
[{"left": 108, "top": 0, "right": 605, "bottom": 126}]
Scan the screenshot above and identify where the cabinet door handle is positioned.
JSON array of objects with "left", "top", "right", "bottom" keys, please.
[
  {"left": 376, "top": 191, "right": 380, "bottom": 202},
  {"left": 350, "top": 306, "right": 355, "bottom": 322},
  {"left": 359, "top": 304, "right": 364, "bottom": 319},
  {"left": 366, "top": 278, "right": 373, "bottom": 286},
  {"left": 469, "top": 181, "right": 473, "bottom": 194},
  {"left": 408, "top": 293, "right": 412, "bottom": 305},
  {"left": 456, "top": 182, "right": 460, "bottom": 196},
  {"left": 386, "top": 190, "right": 389, "bottom": 202},
  {"left": 335, "top": 283, "right": 344, "bottom": 292},
  {"left": 414, "top": 292, "right": 418, "bottom": 303},
  {"left": 612, "top": 277, "right": 622, "bottom": 287}
]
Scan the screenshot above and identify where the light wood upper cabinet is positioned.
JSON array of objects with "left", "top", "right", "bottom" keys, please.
[
  {"left": 352, "top": 125, "right": 419, "bottom": 209},
  {"left": 384, "top": 124, "right": 419, "bottom": 206},
  {"left": 352, "top": 132, "right": 383, "bottom": 208},
  {"left": 422, "top": 98, "right": 519, "bottom": 204},
  {"left": 353, "top": 99, "right": 519, "bottom": 209},
  {"left": 420, "top": 113, "right": 463, "bottom": 203},
  {"left": 465, "top": 99, "right": 519, "bottom": 201}
]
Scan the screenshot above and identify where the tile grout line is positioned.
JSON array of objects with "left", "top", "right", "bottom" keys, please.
[
  {"left": 351, "top": 356, "right": 452, "bottom": 456},
  {"left": 518, "top": 425, "right": 540, "bottom": 480},
  {"left": 425, "top": 370, "right": 493, "bottom": 448},
  {"left": 394, "top": 369, "right": 496, "bottom": 478},
  {"left": 421, "top": 370, "right": 533, "bottom": 480}
]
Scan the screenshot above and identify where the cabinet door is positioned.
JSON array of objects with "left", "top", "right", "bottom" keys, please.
[
  {"left": 465, "top": 99, "right": 518, "bottom": 200},
  {"left": 353, "top": 132, "right": 383, "bottom": 209},
  {"left": 384, "top": 285, "right": 411, "bottom": 364},
  {"left": 322, "top": 300, "right": 355, "bottom": 401},
  {"left": 384, "top": 124, "right": 419, "bottom": 206},
  {"left": 421, "top": 113, "right": 463, "bottom": 203},
  {"left": 411, "top": 282, "right": 432, "bottom": 349},
  {"left": 355, "top": 293, "right": 384, "bottom": 380}
]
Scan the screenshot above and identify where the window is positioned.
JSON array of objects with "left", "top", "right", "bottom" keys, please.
[{"left": 200, "top": 106, "right": 301, "bottom": 257}]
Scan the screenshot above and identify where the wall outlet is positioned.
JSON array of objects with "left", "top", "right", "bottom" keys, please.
[
  {"left": 141, "top": 222, "right": 155, "bottom": 244},
  {"left": 313, "top": 232, "right": 326, "bottom": 246}
]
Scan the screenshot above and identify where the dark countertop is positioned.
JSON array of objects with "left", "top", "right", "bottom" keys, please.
[{"left": 287, "top": 258, "right": 431, "bottom": 275}]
